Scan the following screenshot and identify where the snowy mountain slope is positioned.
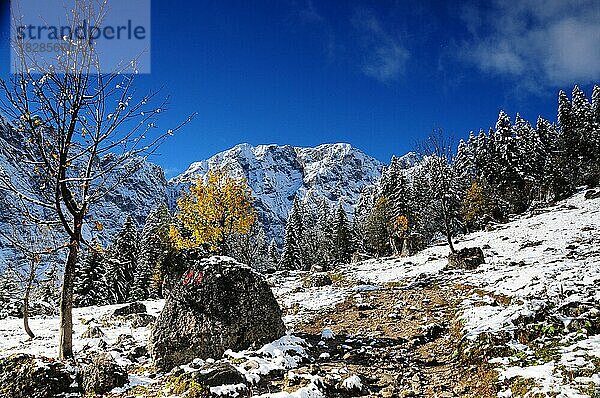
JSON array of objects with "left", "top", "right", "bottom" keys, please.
[
  {"left": 0, "top": 123, "right": 169, "bottom": 265},
  {"left": 0, "top": 125, "right": 386, "bottom": 254},
  {"left": 169, "top": 143, "right": 385, "bottom": 241},
  {"left": 272, "top": 190, "right": 600, "bottom": 396},
  {"left": 0, "top": 191, "right": 598, "bottom": 397}
]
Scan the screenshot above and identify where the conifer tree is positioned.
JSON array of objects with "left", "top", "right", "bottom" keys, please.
[
  {"left": 74, "top": 248, "right": 107, "bottom": 307},
  {"left": 37, "top": 262, "right": 60, "bottom": 309},
  {"left": 267, "top": 239, "right": 280, "bottom": 271},
  {"left": 131, "top": 204, "right": 171, "bottom": 301},
  {"left": 364, "top": 197, "right": 392, "bottom": 257},
  {"left": 229, "top": 221, "right": 270, "bottom": 271},
  {"left": 592, "top": 85, "right": 600, "bottom": 125},
  {"left": 332, "top": 202, "right": 353, "bottom": 264},
  {"left": 279, "top": 197, "right": 305, "bottom": 270},
  {"left": 353, "top": 187, "right": 376, "bottom": 253},
  {"left": 314, "top": 198, "right": 335, "bottom": 267},
  {"left": 106, "top": 215, "right": 139, "bottom": 304},
  {"left": 0, "top": 269, "right": 22, "bottom": 318}
]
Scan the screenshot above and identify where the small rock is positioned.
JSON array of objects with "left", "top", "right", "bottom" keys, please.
[
  {"left": 127, "top": 313, "right": 157, "bottom": 328},
  {"left": 303, "top": 272, "right": 333, "bottom": 288},
  {"left": 191, "top": 360, "right": 245, "bottom": 387},
  {"left": 447, "top": 247, "right": 485, "bottom": 270},
  {"left": 584, "top": 189, "right": 600, "bottom": 200},
  {"left": 81, "top": 352, "right": 128, "bottom": 395},
  {"left": 112, "top": 302, "right": 146, "bottom": 317},
  {"left": 340, "top": 374, "right": 363, "bottom": 393},
  {"left": 321, "top": 327, "right": 335, "bottom": 340}
]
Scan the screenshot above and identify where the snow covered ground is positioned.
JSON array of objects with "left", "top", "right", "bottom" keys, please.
[
  {"left": 0, "top": 300, "right": 164, "bottom": 364},
  {"left": 0, "top": 190, "right": 598, "bottom": 397},
  {"left": 273, "top": 190, "right": 600, "bottom": 396}
]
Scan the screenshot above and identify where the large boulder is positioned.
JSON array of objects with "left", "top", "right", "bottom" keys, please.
[
  {"left": 446, "top": 247, "right": 485, "bottom": 270},
  {"left": 0, "top": 354, "right": 78, "bottom": 398},
  {"left": 80, "top": 352, "right": 128, "bottom": 395},
  {"left": 149, "top": 256, "right": 286, "bottom": 372}
]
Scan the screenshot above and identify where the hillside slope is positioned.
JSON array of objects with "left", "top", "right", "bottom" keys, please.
[{"left": 1, "top": 190, "right": 598, "bottom": 397}]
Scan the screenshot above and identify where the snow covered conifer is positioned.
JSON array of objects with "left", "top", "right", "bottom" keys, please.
[
  {"left": 364, "top": 197, "right": 392, "bottom": 257},
  {"left": 332, "top": 202, "right": 353, "bottom": 264},
  {"left": 37, "top": 262, "right": 60, "bottom": 310},
  {"left": 0, "top": 269, "right": 22, "bottom": 318},
  {"left": 279, "top": 197, "right": 305, "bottom": 270},
  {"left": 352, "top": 187, "right": 376, "bottom": 254},
  {"left": 314, "top": 198, "right": 334, "bottom": 267},
  {"left": 106, "top": 215, "right": 139, "bottom": 304},
  {"left": 228, "top": 221, "right": 270, "bottom": 271},
  {"left": 267, "top": 239, "right": 280, "bottom": 270},
  {"left": 592, "top": 85, "right": 600, "bottom": 125},
  {"left": 74, "top": 248, "right": 107, "bottom": 307},
  {"left": 131, "top": 204, "right": 171, "bottom": 301}
]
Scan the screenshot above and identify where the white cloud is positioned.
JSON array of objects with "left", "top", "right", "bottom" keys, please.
[
  {"left": 460, "top": 0, "right": 600, "bottom": 87},
  {"left": 352, "top": 8, "right": 409, "bottom": 83}
]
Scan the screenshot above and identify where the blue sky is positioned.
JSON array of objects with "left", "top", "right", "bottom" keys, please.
[{"left": 0, "top": 1, "right": 598, "bottom": 177}]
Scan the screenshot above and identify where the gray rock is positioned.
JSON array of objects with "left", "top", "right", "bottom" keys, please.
[
  {"left": 80, "top": 352, "right": 128, "bottom": 395},
  {"left": 112, "top": 301, "right": 146, "bottom": 317},
  {"left": 149, "top": 256, "right": 286, "bottom": 372},
  {"left": 191, "top": 361, "right": 246, "bottom": 387},
  {"left": 303, "top": 272, "right": 333, "bottom": 288},
  {"left": 0, "top": 354, "right": 77, "bottom": 398},
  {"left": 127, "top": 313, "right": 157, "bottom": 328},
  {"left": 351, "top": 252, "right": 372, "bottom": 263},
  {"left": 584, "top": 189, "right": 600, "bottom": 200},
  {"left": 447, "top": 247, "right": 485, "bottom": 270}
]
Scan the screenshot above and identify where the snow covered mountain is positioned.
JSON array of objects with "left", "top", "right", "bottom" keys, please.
[
  {"left": 0, "top": 123, "right": 169, "bottom": 267},
  {"left": 0, "top": 117, "right": 386, "bottom": 260},
  {"left": 169, "top": 143, "right": 384, "bottom": 241}
]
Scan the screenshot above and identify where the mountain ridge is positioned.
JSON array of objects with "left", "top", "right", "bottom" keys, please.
[
  {"left": 0, "top": 121, "right": 391, "bottom": 256},
  {"left": 168, "top": 142, "right": 385, "bottom": 241}
]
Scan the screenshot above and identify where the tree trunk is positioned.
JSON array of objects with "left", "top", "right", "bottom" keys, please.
[
  {"left": 23, "top": 281, "right": 34, "bottom": 339},
  {"left": 58, "top": 236, "right": 79, "bottom": 359},
  {"left": 442, "top": 199, "right": 456, "bottom": 254}
]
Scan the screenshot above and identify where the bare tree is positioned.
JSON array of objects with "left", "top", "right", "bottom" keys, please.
[
  {"left": 0, "top": 1, "right": 193, "bottom": 358},
  {"left": 415, "top": 130, "right": 462, "bottom": 254}
]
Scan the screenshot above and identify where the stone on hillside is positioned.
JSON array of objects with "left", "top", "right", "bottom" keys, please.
[
  {"left": 192, "top": 361, "right": 246, "bottom": 387},
  {"left": 149, "top": 256, "right": 286, "bottom": 372},
  {"left": 112, "top": 301, "right": 146, "bottom": 317},
  {"left": 584, "top": 189, "right": 600, "bottom": 200},
  {"left": 351, "top": 252, "right": 372, "bottom": 263},
  {"left": 0, "top": 354, "right": 77, "bottom": 398},
  {"left": 446, "top": 247, "right": 485, "bottom": 270},
  {"left": 80, "top": 352, "right": 128, "bottom": 395},
  {"left": 127, "top": 313, "right": 157, "bottom": 328},
  {"left": 303, "top": 272, "right": 332, "bottom": 288}
]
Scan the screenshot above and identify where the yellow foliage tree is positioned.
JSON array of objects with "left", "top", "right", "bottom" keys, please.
[
  {"left": 170, "top": 170, "right": 256, "bottom": 254},
  {"left": 463, "top": 180, "right": 496, "bottom": 229},
  {"left": 393, "top": 215, "right": 409, "bottom": 238}
]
